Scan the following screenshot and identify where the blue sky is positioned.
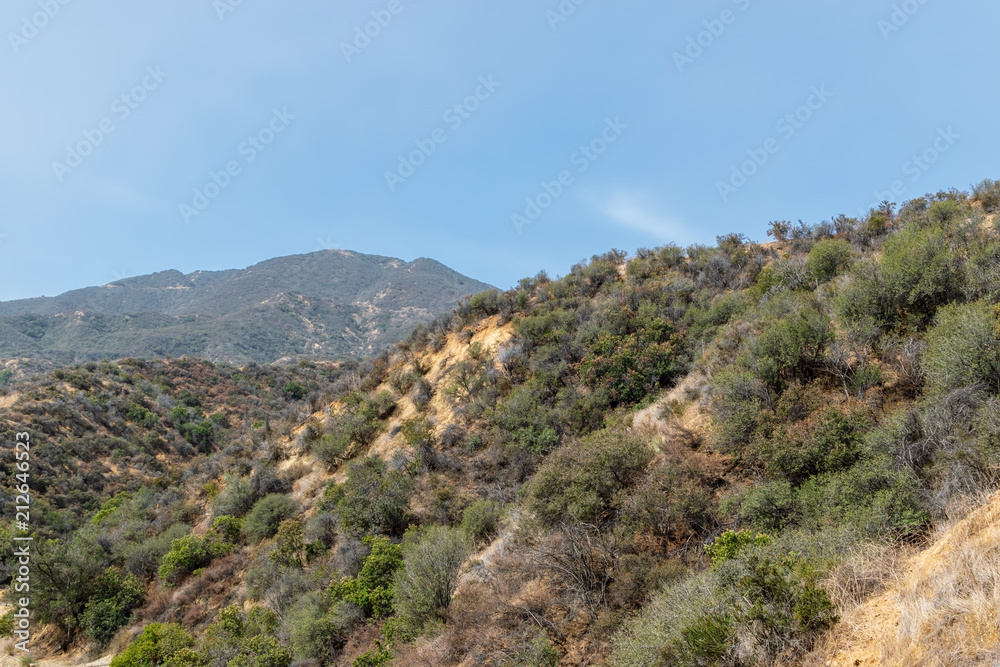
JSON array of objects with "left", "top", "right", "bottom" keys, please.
[{"left": 1, "top": 0, "right": 997, "bottom": 301}]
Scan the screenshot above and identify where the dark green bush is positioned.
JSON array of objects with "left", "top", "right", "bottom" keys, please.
[
  {"left": 329, "top": 535, "right": 403, "bottom": 618},
  {"left": 158, "top": 534, "right": 232, "bottom": 585},
  {"left": 80, "top": 567, "right": 145, "bottom": 646},
  {"left": 334, "top": 457, "right": 413, "bottom": 537},
  {"left": 282, "top": 381, "right": 308, "bottom": 400},
  {"left": 242, "top": 495, "right": 298, "bottom": 544}
]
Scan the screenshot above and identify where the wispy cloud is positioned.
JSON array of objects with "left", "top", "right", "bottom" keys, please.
[{"left": 597, "top": 190, "right": 693, "bottom": 243}]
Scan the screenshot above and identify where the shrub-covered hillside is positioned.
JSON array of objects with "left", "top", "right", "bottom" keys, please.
[{"left": 4, "top": 180, "right": 1000, "bottom": 666}]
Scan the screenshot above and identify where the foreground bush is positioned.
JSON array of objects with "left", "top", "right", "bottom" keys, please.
[
  {"left": 80, "top": 567, "right": 145, "bottom": 646},
  {"left": 110, "top": 623, "right": 193, "bottom": 667},
  {"left": 393, "top": 525, "right": 468, "bottom": 632}
]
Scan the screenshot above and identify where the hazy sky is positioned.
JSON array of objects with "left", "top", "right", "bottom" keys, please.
[{"left": 1, "top": 0, "right": 998, "bottom": 301}]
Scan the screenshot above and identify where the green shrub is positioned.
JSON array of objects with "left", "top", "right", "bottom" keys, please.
[
  {"left": 806, "top": 238, "right": 852, "bottom": 283},
  {"left": 213, "top": 474, "right": 256, "bottom": 518},
  {"left": 242, "top": 495, "right": 298, "bottom": 544},
  {"left": 527, "top": 428, "right": 652, "bottom": 526},
  {"left": 796, "top": 458, "right": 929, "bottom": 538},
  {"left": 580, "top": 313, "right": 683, "bottom": 407},
  {"left": 500, "top": 632, "right": 560, "bottom": 667},
  {"left": 329, "top": 535, "right": 403, "bottom": 618},
  {"left": 352, "top": 641, "right": 393, "bottom": 667},
  {"left": 158, "top": 534, "right": 231, "bottom": 585},
  {"left": 923, "top": 300, "right": 1000, "bottom": 395},
  {"left": 751, "top": 305, "right": 831, "bottom": 391},
  {"left": 737, "top": 481, "right": 799, "bottom": 532},
  {"left": 460, "top": 500, "right": 504, "bottom": 543},
  {"left": 162, "top": 649, "right": 205, "bottom": 667},
  {"left": 211, "top": 515, "right": 243, "bottom": 544},
  {"left": 879, "top": 223, "right": 955, "bottom": 323},
  {"left": 202, "top": 606, "right": 282, "bottom": 667},
  {"left": 91, "top": 491, "right": 133, "bottom": 526},
  {"left": 110, "top": 623, "right": 193, "bottom": 667},
  {"left": 282, "top": 381, "right": 308, "bottom": 400},
  {"left": 709, "top": 369, "right": 764, "bottom": 452},
  {"left": 227, "top": 635, "right": 291, "bottom": 667},
  {"left": 393, "top": 525, "right": 468, "bottom": 633},
  {"left": 284, "top": 594, "right": 362, "bottom": 663},
  {"left": 269, "top": 520, "right": 306, "bottom": 568},
  {"left": 705, "top": 530, "right": 772, "bottom": 568},
  {"left": 80, "top": 567, "right": 145, "bottom": 646},
  {"left": 313, "top": 431, "right": 351, "bottom": 467},
  {"left": 334, "top": 457, "right": 413, "bottom": 537},
  {"left": 486, "top": 384, "right": 560, "bottom": 454},
  {"left": 659, "top": 612, "right": 735, "bottom": 666}
]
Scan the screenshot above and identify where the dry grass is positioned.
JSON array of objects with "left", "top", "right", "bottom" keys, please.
[{"left": 811, "top": 492, "right": 1000, "bottom": 666}]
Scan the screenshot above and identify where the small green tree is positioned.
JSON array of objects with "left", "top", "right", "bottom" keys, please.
[
  {"left": 282, "top": 382, "right": 308, "bottom": 400},
  {"left": 329, "top": 535, "right": 404, "bottom": 618}
]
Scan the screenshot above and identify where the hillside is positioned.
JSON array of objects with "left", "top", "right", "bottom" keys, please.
[
  {"left": 0, "top": 251, "right": 493, "bottom": 365},
  {"left": 812, "top": 490, "right": 1000, "bottom": 666},
  {"left": 3, "top": 180, "right": 1000, "bottom": 666}
]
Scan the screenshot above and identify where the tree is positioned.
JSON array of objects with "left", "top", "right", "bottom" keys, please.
[
  {"left": 527, "top": 428, "right": 651, "bottom": 526},
  {"left": 33, "top": 537, "right": 107, "bottom": 640},
  {"left": 282, "top": 382, "right": 308, "bottom": 400}
]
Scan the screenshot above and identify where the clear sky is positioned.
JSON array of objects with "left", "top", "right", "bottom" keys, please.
[{"left": 1, "top": 0, "right": 997, "bottom": 301}]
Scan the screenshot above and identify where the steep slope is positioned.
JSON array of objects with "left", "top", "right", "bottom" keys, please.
[
  {"left": 812, "top": 493, "right": 1000, "bottom": 667},
  {"left": 0, "top": 250, "right": 493, "bottom": 364},
  {"left": 4, "top": 184, "right": 1000, "bottom": 667}
]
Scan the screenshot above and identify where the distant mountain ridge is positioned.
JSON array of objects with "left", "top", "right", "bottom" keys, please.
[{"left": 0, "top": 249, "right": 493, "bottom": 364}]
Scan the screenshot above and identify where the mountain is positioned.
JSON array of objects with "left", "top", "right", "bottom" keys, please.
[
  {"left": 0, "top": 250, "right": 494, "bottom": 364},
  {"left": 4, "top": 183, "right": 1000, "bottom": 666}
]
